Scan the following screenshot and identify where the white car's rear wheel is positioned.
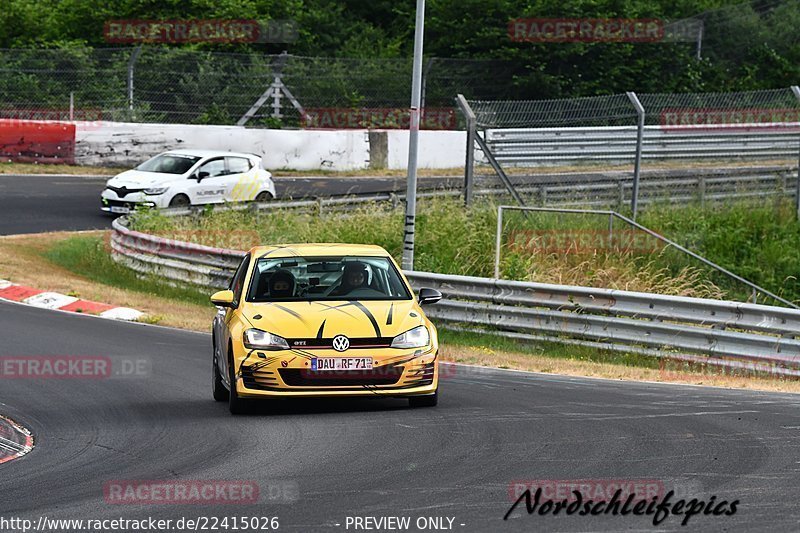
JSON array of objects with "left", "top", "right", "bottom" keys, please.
[{"left": 255, "top": 191, "right": 273, "bottom": 202}]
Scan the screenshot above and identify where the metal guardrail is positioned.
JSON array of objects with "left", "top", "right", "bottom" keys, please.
[
  {"left": 494, "top": 205, "right": 799, "bottom": 309},
  {"left": 485, "top": 125, "right": 800, "bottom": 164},
  {"left": 110, "top": 217, "right": 800, "bottom": 376},
  {"left": 136, "top": 165, "right": 798, "bottom": 219}
]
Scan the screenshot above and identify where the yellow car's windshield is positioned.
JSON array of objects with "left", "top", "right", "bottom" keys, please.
[{"left": 246, "top": 256, "right": 412, "bottom": 302}]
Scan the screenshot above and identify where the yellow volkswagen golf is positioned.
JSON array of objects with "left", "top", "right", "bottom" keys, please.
[{"left": 211, "top": 244, "right": 442, "bottom": 414}]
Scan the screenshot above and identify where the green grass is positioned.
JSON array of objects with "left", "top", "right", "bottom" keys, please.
[
  {"left": 439, "top": 328, "right": 662, "bottom": 369},
  {"left": 128, "top": 196, "right": 800, "bottom": 304},
  {"left": 42, "top": 235, "right": 211, "bottom": 307}
]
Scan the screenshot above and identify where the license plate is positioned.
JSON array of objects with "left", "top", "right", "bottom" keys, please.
[
  {"left": 110, "top": 206, "right": 131, "bottom": 214},
  {"left": 312, "top": 357, "right": 373, "bottom": 371}
]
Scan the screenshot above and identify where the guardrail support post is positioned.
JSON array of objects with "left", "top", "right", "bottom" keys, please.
[
  {"left": 494, "top": 206, "right": 503, "bottom": 279},
  {"left": 455, "top": 94, "right": 476, "bottom": 206},
  {"left": 792, "top": 86, "right": 800, "bottom": 220},
  {"left": 626, "top": 91, "right": 645, "bottom": 220},
  {"left": 699, "top": 177, "right": 706, "bottom": 207}
]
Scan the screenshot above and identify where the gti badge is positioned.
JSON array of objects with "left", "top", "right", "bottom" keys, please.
[{"left": 332, "top": 335, "right": 350, "bottom": 352}]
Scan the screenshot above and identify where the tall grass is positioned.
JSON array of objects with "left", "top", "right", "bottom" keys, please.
[
  {"left": 128, "top": 197, "right": 800, "bottom": 304},
  {"left": 43, "top": 235, "right": 210, "bottom": 306}
]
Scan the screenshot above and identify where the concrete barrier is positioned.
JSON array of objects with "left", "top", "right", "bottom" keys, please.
[{"left": 74, "top": 121, "right": 467, "bottom": 171}]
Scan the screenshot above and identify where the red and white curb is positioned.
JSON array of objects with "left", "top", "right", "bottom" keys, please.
[
  {"left": 0, "top": 415, "right": 33, "bottom": 465},
  {"left": 0, "top": 280, "right": 144, "bottom": 321}
]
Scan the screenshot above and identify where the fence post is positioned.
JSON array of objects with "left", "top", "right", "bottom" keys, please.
[
  {"left": 626, "top": 92, "right": 645, "bottom": 220},
  {"left": 792, "top": 86, "right": 800, "bottom": 220},
  {"left": 494, "top": 206, "right": 503, "bottom": 279},
  {"left": 69, "top": 92, "right": 74, "bottom": 121},
  {"left": 127, "top": 46, "right": 142, "bottom": 119},
  {"left": 455, "top": 94, "right": 476, "bottom": 206},
  {"left": 699, "top": 177, "right": 706, "bottom": 207},
  {"left": 270, "top": 76, "right": 284, "bottom": 119},
  {"left": 421, "top": 58, "right": 435, "bottom": 110}
]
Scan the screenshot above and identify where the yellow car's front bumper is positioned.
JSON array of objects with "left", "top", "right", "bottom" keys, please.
[{"left": 232, "top": 345, "right": 439, "bottom": 399}]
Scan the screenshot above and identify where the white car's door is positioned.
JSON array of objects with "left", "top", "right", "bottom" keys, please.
[
  {"left": 224, "top": 156, "right": 259, "bottom": 202},
  {"left": 188, "top": 157, "right": 230, "bottom": 204}
]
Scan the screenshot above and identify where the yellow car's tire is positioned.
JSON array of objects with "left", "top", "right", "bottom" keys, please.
[
  {"left": 212, "top": 335, "right": 228, "bottom": 402},
  {"left": 254, "top": 191, "right": 273, "bottom": 202},
  {"left": 228, "top": 342, "right": 250, "bottom": 415},
  {"left": 409, "top": 391, "right": 438, "bottom": 408}
]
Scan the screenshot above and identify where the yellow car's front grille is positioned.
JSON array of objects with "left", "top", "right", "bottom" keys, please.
[{"left": 278, "top": 366, "right": 404, "bottom": 387}]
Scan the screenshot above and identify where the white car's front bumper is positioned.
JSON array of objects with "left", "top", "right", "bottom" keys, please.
[{"left": 100, "top": 189, "right": 161, "bottom": 213}]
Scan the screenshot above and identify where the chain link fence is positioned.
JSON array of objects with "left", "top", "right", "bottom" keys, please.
[
  {"left": 461, "top": 87, "right": 800, "bottom": 214},
  {"left": 0, "top": 47, "right": 527, "bottom": 128}
]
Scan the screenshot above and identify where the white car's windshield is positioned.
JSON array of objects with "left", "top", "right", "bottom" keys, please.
[
  {"left": 247, "top": 256, "right": 412, "bottom": 302},
  {"left": 136, "top": 154, "right": 201, "bottom": 174}
]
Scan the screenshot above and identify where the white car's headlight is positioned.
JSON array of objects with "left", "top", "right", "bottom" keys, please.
[
  {"left": 391, "top": 326, "right": 430, "bottom": 349},
  {"left": 143, "top": 187, "right": 169, "bottom": 195},
  {"left": 243, "top": 329, "right": 290, "bottom": 350}
]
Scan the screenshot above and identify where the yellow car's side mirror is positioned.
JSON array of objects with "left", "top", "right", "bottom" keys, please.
[{"left": 211, "top": 290, "right": 236, "bottom": 308}]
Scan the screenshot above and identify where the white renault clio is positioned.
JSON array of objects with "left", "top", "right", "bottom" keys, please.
[{"left": 101, "top": 150, "right": 277, "bottom": 214}]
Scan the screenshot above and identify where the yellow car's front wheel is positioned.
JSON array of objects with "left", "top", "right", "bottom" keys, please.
[
  {"left": 409, "top": 391, "right": 438, "bottom": 408},
  {"left": 226, "top": 341, "right": 251, "bottom": 415}
]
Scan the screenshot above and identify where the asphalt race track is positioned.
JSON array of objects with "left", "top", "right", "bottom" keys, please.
[
  {"left": 3, "top": 171, "right": 800, "bottom": 531},
  {"left": 2, "top": 300, "right": 800, "bottom": 531},
  {"left": 0, "top": 174, "right": 460, "bottom": 235}
]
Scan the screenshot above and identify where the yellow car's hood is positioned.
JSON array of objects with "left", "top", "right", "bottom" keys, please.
[{"left": 242, "top": 299, "right": 424, "bottom": 340}]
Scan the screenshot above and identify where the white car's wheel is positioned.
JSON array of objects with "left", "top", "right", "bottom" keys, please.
[
  {"left": 255, "top": 191, "right": 273, "bottom": 202},
  {"left": 169, "top": 194, "right": 191, "bottom": 208}
]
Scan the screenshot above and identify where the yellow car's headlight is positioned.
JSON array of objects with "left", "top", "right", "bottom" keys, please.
[
  {"left": 243, "top": 328, "right": 290, "bottom": 350},
  {"left": 391, "top": 326, "right": 430, "bottom": 349}
]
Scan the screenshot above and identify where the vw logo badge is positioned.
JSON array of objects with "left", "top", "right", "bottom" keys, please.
[{"left": 332, "top": 335, "right": 350, "bottom": 352}]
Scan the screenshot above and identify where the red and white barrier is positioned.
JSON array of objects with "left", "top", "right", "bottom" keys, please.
[{"left": 0, "top": 280, "right": 143, "bottom": 321}]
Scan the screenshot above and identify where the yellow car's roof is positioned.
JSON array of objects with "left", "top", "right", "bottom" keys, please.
[{"left": 249, "top": 243, "right": 392, "bottom": 258}]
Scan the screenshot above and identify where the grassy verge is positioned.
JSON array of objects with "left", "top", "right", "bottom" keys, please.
[
  {"left": 129, "top": 196, "right": 800, "bottom": 304},
  {"left": 0, "top": 230, "right": 797, "bottom": 393},
  {"left": 438, "top": 329, "right": 800, "bottom": 393},
  {"left": 0, "top": 231, "right": 215, "bottom": 331},
  {"left": 42, "top": 235, "right": 210, "bottom": 307},
  {"left": 0, "top": 162, "right": 125, "bottom": 175}
]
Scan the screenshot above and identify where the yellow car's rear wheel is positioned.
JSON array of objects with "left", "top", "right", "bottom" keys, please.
[{"left": 212, "top": 334, "right": 228, "bottom": 402}]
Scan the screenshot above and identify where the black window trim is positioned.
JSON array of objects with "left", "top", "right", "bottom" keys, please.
[
  {"left": 245, "top": 255, "right": 413, "bottom": 303},
  {"left": 229, "top": 253, "right": 252, "bottom": 307}
]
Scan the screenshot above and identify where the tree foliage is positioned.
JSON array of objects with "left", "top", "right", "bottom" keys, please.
[{"left": 0, "top": 0, "right": 796, "bottom": 97}]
